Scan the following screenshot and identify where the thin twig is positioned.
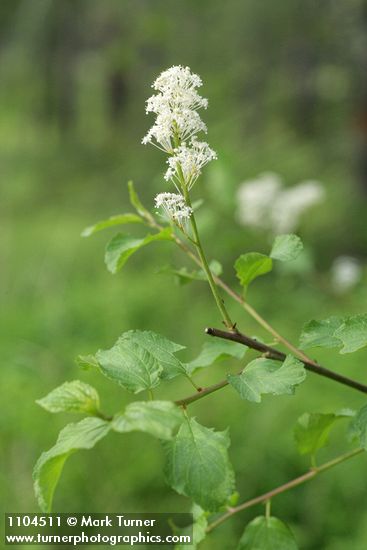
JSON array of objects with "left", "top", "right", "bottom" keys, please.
[
  {"left": 175, "top": 378, "right": 229, "bottom": 407},
  {"left": 175, "top": 326, "right": 367, "bottom": 407},
  {"left": 206, "top": 327, "right": 367, "bottom": 395},
  {"left": 206, "top": 447, "right": 364, "bottom": 533}
]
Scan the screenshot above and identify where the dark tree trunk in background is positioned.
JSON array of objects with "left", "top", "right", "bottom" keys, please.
[
  {"left": 108, "top": 70, "right": 128, "bottom": 123},
  {"left": 40, "top": 0, "right": 83, "bottom": 133}
]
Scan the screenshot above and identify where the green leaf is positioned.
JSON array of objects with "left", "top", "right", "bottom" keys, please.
[
  {"left": 36, "top": 381, "right": 100, "bottom": 415},
  {"left": 294, "top": 410, "right": 354, "bottom": 456},
  {"left": 186, "top": 339, "right": 246, "bottom": 374},
  {"left": 76, "top": 354, "right": 100, "bottom": 371},
  {"left": 96, "top": 330, "right": 186, "bottom": 393},
  {"left": 174, "top": 504, "right": 208, "bottom": 550},
  {"left": 334, "top": 314, "right": 367, "bottom": 354},
  {"left": 105, "top": 228, "right": 172, "bottom": 274},
  {"left": 299, "top": 317, "right": 343, "bottom": 350},
  {"left": 349, "top": 404, "right": 367, "bottom": 449},
  {"left": 228, "top": 356, "right": 306, "bottom": 403},
  {"left": 112, "top": 401, "right": 184, "bottom": 440},
  {"left": 162, "top": 260, "right": 222, "bottom": 286},
  {"left": 81, "top": 214, "right": 143, "bottom": 237},
  {"left": 270, "top": 234, "right": 303, "bottom": 262},
  {"left": 121, "top": 330, "right": 187, "bottom": 380},
  {"left": 299, "top": 314, "right": 367, "bottom": 354},
  {"left": 33, "top": 417, "right": 110, "bottom": 512},
  {"left": 237, "top": 516, "right": 298, "bottom": 550},
  {"left": 128, "top": 180, "right": 151, "bottom": 218},
  {"left": 163, "top": 418, "right": 235, "bottom": 512},
  {"left": 235, "top": 253, "right": 272, "bottom": 288}
]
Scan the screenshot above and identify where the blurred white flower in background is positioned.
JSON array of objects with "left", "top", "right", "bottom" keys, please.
[
  {"left": 236, "top": 173, "right": 325, "bottom": 234},
  {"left": 272, "top": 181, "right": 326, "bottom": 233},
  {"left": 236, "top": 172, "right": 282, "bottom": 229},
  {"left": 331, "top": 256, "right": 362, "bottom": 293}
]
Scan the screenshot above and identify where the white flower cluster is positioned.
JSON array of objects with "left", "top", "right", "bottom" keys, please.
[
  {"left": 236, "top": 172, "right": 325, "bottom": 233},
  {"left": 165, "top": 137, "right": 217, "bottom": 190},
  {"left": 331, "top": 256, "right": 362, "bottom": 293},
  {"left": 143, "top": 65, "right": 216, "bottom": 190},
  {"left": 154, "top": 192, "right": 193, "bottom": 228}
]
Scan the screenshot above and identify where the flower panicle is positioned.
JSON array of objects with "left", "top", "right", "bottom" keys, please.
[{"left": 143, "top": 65, "right": 216, "bottom": 193}]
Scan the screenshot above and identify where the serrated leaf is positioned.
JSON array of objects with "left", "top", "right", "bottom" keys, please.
[
  {"left": 294, "top": 410, "right": 354, "bottom": 456},
  {"left": 105, "top": 228, "right": 173, "bottom": 274},
  {"left": 237, "top": 516, "right": 298, "bottom": 550},
  {"left": 334, "top": 314, "right": 367, "bottom": 354},
  {"left": 128, "top": 180, "right": 151, "bottom": 218},
  {"left": 76, "top": 354, "right": 100, "bottom": 371},
  {"left": 96, "top": 330, "right": 186, "bottom": 393},
  {"left": 228, "top": 356, "right": 306, "bottom": 403},
  {"left": 81, "top": 214, "right": 143, "bottom": 237},
  {"left": 33, "top": 417, "right": 110, "bottom": 512},
  {"left": 299, "top": 314, "right": 367, "bottom": 354},
  {"left": 112, "top": 401, "right": 184, "bottom": 440},
  {"left": 120, "top": 330, "right": 187, "bottom": 380},
  {"left": 174, "top": 504, "right": 207, "bottom": 550},
  {"left": 186, "top": 339, "right": 246, "bottom": 374},
  {"left": 348, "top": 404, "right": 367, "bottom": 449},
  {"left": 163, "top": 418, "right": 235, "bottom": 512},
  {"left": 36, "top": 381, "right": 100, "bottom": 415},
  {"left": 235, "top": 253, "right": 272, "bottom": 288},
  {"left": 270, "top": 234, "right": 303, "bottom": 262},
  {"left": 299, "top": 317, "right": 343, "bottom": 350}
]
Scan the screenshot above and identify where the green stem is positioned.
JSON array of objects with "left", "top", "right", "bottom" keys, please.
[
  {"left": 206, "top": 447, "right": 364, "bottom": 533},
  {"left": 175, "top": 377, "right": 229, "bottom": 407},
  {"left": 182, "top": 186, "right": 234, "bottom": 329},
  {"left": 95, "top": 410, "right": 113, "bottom": 421},
  {"left": 169, "top": 126, "right": 234, "bottom": 329},
  {"left": 185, "top": 373, "right": 201, "bottom": 391},
  {"left": 265, "top": 499, "right": 271, "bottom": 520}
]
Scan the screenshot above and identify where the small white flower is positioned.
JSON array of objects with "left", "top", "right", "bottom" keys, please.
[
  {"left": 331, "top": 256, "right": 362, "bottom": 293},
  {"left": 154, "top": 192, "right": 193, "bottom": 229},
  {"left": 165, "top": 138, "right": 217, "bottom": 189}
]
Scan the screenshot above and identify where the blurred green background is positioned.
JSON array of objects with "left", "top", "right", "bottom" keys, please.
[{"left": 2, "top": 1, "right": 367, "bottom": 548}]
